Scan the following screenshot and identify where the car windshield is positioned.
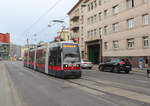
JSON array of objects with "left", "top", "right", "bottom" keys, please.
[
  {"left": 110, "top": 58, "right": 121, "bottom": 63},
  {"left": 64, "top": 52, "right": 80, "bottom": 63},
  {"left": 63, "top": 44, "right": 80, "bottom": 63}
]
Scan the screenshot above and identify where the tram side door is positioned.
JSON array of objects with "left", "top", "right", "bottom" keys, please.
[
  {"left": 49, "top": 48, "right": 56, "bottom": 75},
  {"left": 49, "top": 47, "right": 61, "bottom": 75}
]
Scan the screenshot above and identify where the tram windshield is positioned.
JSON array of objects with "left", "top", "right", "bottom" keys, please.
[{"left": 63, "top": 44, "right": 80, "bottom": 63}]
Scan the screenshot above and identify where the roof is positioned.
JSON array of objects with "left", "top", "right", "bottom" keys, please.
[
  {"left": 68, "top": 0, "right": 82, "bottom": 15},
  {"left": 0, "top": 33, "right": 9, "bottom": 35}
]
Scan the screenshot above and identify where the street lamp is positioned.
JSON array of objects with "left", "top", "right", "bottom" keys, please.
[
  {"left": 99, "top": 35, "right": 103, "bottom": 63},
  {"left": 52, "top": 20, "right": 65, "bottom": 23}
]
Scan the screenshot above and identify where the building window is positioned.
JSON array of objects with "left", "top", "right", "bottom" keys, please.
[
  {"left": 81, "top": 38, "right": 84, "bottom": 45},
  {"left": 112, "top": 23, "right": 119, "bottom": 32},
  {"left": 104, "top": 26, "right": 108, "bottom": 35},
  {"left": 113, "top": 40, "right": 119, "bottom": 49},
  {"left": 104, "top": 42, "right": 108, "bottom": 50},
  {"left": 127, "top": 18, "right": 134, "bottom": 29},
  {"left": 99, "top": 12, "right": 102, "bottom": 21},
  {"left": 104, "top": 9, "right": 108, "bottom": 18},
  {"left": 99, "top": 0, "right": 101, "bottom": 5},
  {"left": 91, "top": 30, "right": 93, "bottom": 36},
  {"left": 81, "top": 15, "right": 84, "bottom": 24},
  {"left": 127, "top": 38, "right": 134, "bottom": 48},
  {"left": 91, "top": 2, "right": 94, "bottom": 10},
  {"left": 94, "top": 29, "right": 97, "bottom": 36},
  {"left": 94, "top": 14, "right": 97, "bottom": 23},
  {"left": 143, "top": 36, "right": 149, "bottom": 48},
  {"left": 143, "top": 0, "right": 150, "bottom": 3},
  {"left": 99, "top": 28, "right": 102, "bottom": 36},
  {"left": 127, "top": 0, "right": 134, "bottom": 8},
  {"left": 142, "top": 14, "right": 149, "bottom": 25},
  {"left": 87, "top": 18, "right": 90, "bottom": 24},
  {"left": 88, "top": 31, "right": 90, "bottom": 37},
  {"left": 91, "top": 16, "right": 94, "bottom": 24},
  {"left": 88, "top": 4, "right": 90, "bottom": 11},
  {"left": 112, "top": 5, "right": 119, "bottom": 15},
  {"left": 94, "top": 0, "right": 97, "bottom": 8}
]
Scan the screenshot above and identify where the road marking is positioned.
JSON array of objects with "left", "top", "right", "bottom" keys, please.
[
  {"left": 83, "top": 76, "right": 150, "bottom": 95},
  {"left": 65, "top": 82, "right": 121, "bottom": 106},
  {"left": 70, "top": 78, "right": 150, "bottom": 104},
  {"left": 66, "top": 82, "right": 104, "bottom": 96},
  {"left": 136, "top": 80, "right": 150, "bottom": 84}
]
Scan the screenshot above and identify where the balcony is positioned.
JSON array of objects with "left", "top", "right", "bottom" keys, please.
[
  {"left": 85, "top": 35, "right": 100, "bottom": 42},
  {"left": 70, "top": 22, "right": 79, "bottom": 31},
  {"left": 70, "top": 12, "right": 79, "bottom": 21}
]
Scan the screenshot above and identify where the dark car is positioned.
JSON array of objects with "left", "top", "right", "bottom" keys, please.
[{"left": 98, "top": 58, "right": 132, "bottom": 73}]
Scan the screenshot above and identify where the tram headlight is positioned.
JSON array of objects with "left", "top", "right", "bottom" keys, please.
[
  {"left": 76, "top": 64, "right": 80, "bottom": 67},
  {"left": 64, "top": 64, "right": 68, "bottom": 67}
]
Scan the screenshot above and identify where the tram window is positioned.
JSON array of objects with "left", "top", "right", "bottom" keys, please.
[
  {"left": 49, "top": 47, "right": 61, "bottom": 66},
  {"left": 57, "top": 47, "right": 61, "bottom": 65}
]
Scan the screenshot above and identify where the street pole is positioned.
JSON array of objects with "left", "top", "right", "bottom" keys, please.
[
  {"left": 100, "top": 36, "right": 103, "bottom": 63},
  {"left": 26, "top": 38, "right": 30, "bottom": 67},
  {"left": 59, "top": 26, "right": 66, "bottom": 41},
  {"left": 26, "top": 38, "right": 29, "bottom": 49}
]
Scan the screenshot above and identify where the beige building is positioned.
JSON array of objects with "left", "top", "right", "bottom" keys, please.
[
  {"left": 68, "top": 0, "right": 150, "bottom": 66},
  {"left": 57, "top": 28, "right": 70, "bottom": 41}
]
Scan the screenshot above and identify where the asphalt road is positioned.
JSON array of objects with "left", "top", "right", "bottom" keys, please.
[{"left": 1, "top": 61, "right": 150, "bottom": 106}]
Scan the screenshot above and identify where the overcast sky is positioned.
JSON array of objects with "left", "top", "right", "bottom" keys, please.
[{"left": 0, "top": 0, "right": 78, "bottom": 45}]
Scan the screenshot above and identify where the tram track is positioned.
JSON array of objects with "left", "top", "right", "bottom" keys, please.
[
  {"left": 66, "top": 76, "right": 150, "bottom": 105},
  {"left": 8, "top": 61, "right": 150, "bottom": 105}
]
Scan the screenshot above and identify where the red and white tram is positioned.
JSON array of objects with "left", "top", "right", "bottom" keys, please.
[{"left": 24, "top": 41, "right": 81, "bottom": 78}]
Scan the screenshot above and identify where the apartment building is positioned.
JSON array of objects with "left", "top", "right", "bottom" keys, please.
[{"left": 69, "top": 0, "right": 150, "bottom": 66}]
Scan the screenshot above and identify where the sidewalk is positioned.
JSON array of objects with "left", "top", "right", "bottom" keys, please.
[
  {"left": 0, "top": 63, "right": 22, "bottom": 106},
  {"left": 92, "top": 64, "right": 147, "bottom": 73}
]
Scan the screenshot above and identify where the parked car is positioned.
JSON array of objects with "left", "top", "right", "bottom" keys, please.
[
  {"left": 81, "top": 60, "right": 93, "bottom": 69},
  {"left": 17, "top": 57, "right": 23, "bottom": 61},
  {"left": 98, "top": 58, "right": 132, "bottom": 73}
]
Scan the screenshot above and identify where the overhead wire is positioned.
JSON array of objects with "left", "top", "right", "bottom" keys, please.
[{"left": 21, "top": 0, "right": 64, "bottom": 37}]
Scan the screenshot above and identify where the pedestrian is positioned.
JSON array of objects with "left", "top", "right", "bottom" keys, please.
[
  {"left": 145, "top": 58, "right": 149, "bottom": 68},
  {"left": 147, "top": 69, "right": 150, "bottom": 78},
  {"left": 138, "top": 57, "right": 144, "bottom": 70}
]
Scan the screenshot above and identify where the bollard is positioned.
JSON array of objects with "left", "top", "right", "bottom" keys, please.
[{"left": 147, "top": 69, "right": 150, "bottom": 78}]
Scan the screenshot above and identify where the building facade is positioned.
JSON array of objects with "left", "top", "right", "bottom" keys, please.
[
  {"left": 68, "top": 0, "right": 150, "bottom": 66},
  {"left": 10, "top": 44, "right": 22, "bottom": 59},
  {"left": 57, "top": 28, "right": 70, "bottom": 41},
  {"left": 0, "top": 33, "right": 10, "bottom": 59}
]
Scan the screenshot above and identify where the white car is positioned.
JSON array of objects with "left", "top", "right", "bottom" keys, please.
[{"left": 81, "top": 60, "right": 93, "bottom": 69}]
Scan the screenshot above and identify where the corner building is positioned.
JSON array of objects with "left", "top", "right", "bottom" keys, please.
[
  {"left": 0, "top": 33, "right": 10, "bottom": 59},
  {"left": 69, "top": 0, "right": 150, "bottom": 66}
]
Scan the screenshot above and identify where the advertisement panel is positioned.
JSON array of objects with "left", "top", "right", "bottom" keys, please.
[{"left": 0, "top": 33, "right": 10, "bottom": 43}]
